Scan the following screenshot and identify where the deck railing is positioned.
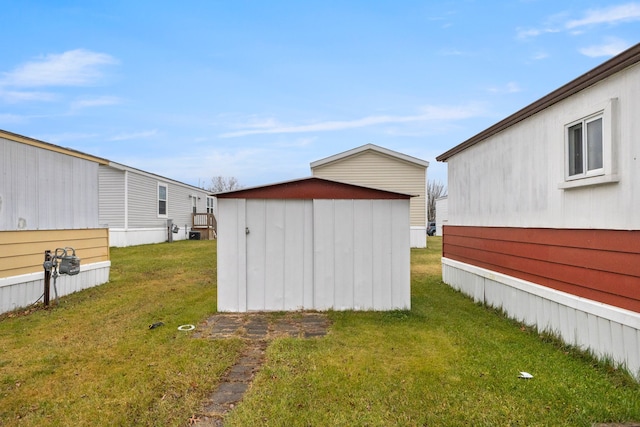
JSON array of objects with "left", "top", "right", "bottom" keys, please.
[{"left": 192, "top": 213, "right": 216, "bottom": 229}]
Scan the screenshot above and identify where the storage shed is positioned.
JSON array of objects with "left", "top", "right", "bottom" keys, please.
[{"left": 217, "top": 177, "right": 412, "bottom": 312}]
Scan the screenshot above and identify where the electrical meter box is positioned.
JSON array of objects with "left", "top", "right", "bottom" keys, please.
[{"left": 58, "top": 248, "right": 81, "bottom": 275}]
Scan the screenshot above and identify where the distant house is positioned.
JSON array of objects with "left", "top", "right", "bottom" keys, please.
[
  {"left": 217, "top": 177, "right": 412, "bottom": 312},
  {"left": 99, "top": 162, "right": 216, "bottom": 247},
  {"left": 435, "top": 196, "right": 447, "bottom": 237},
  {"left": 310, "top": 144, "right": 429, "bottom": 248},
  {"left": 0, "top": 130, "right": 111, "bottom": 314},
  {"left": 436, "top": 44, "right": 640, "bottom": 379}
]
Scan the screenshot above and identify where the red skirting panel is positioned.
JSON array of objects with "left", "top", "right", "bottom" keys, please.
[{"left": 443, "top": 226, "right": 640, "bottom": 313}]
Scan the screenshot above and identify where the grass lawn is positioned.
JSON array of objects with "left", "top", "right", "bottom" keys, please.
[{"left": 1, "top": 238, "right": 639, "bottom": 426}]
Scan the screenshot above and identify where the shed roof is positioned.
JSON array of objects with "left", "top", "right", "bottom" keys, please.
[
  {"left": 310, "top": 143, "right": 429, "bottom": 169},
  {"left": 216, "top": 177, "right": 414, "bottom": 199},
  {"left": 436, "top": 42, "right": 640, "bottom": 162}
]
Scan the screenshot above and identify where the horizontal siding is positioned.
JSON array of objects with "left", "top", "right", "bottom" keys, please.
[
  {"left": 443, "top": 226, "right": 640, "bottom": 313},
  {"left": 1, "top": 137, "right": 99, "bottom": 231},
  {"left": 127, "top": 172, "right": 166, "bottom": 228},
  {"left": 98, "top": 165, "right": 125, "bottom": 227},
  {"left": 0, "top": 228, "right": 110, "bottom": 278},
  {"left": 312, "top": 150, "right": 426, "bottom": 227}
]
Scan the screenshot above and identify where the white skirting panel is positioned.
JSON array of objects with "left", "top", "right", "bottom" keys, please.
[
  {"left": 442, "top": 257, "right": 640, "bottom": 381},
  {"left": 109, "top": 227, "right": 187, "bottom": 247},
  {"left": 0, "top": 261, "right": 111, "bottom": 314},
  {"left": 410, "top": 226, "right": 426, "bottom": 248}
]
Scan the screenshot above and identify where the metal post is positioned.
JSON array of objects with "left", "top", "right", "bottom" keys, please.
[{"left": 43, "top": 250, "right": 52, "bottom": 307}]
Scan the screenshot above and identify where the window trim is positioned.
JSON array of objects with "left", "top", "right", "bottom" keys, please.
[
  {"left": 158, "top": 182, "right": 168, "bottom": 218},
  {"left": 206, "top": 196, "right": 215, "bottom": 214},
  {"left": 559, "top": 98, "right": 618, "bottom": 190},
  {"left": 565, "top": 112, "right": 604, "bottom": 181}
]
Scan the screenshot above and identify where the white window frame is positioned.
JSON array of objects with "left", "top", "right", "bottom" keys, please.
[
  {"left": 565, "top": 112, "right": 604, "bottom": 180},
  {"left": 559, "top": 98, "right": 619, "bottom": 190},
  {"left": 206, "top": 196, "right": 215, "bottom": 214},
  {"left": 158, "top": 183, "right": 168, "bottom": 218}
]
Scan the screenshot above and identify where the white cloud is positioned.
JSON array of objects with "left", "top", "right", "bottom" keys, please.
[
  {"left": 486, "top": 82, "right": 522, "bottom": 94},
  {"left": 579, "top": 37, "right": 632, "bottom": 57},
  {"left": 517, "top": 3, "right": 640, "bottom": 39},
  {"left": 273, "top": 137, "right": 318, "bottom": 148},
  {"left": 220, "top": 104, "right": 486, "bottom": 138},
  {"left": 532, "top": 51, "right": 549, "bottom": 60},
  {"left": 0, "top": 89, "right": 57, "bottom": 103},
  {"left": 0, "top": 49, "right": 118, "bottom": 88},
  {"left": 71, "top": 96, "right": 122, "bottom": 110},
  {"left": 566, "top": 3, "right": 640, "bottom": 29},
  {"left": 109, "top": 129, "right": 158, "bottom": 141},
  {"left": 0, "top": 113, "right": 26, "bottom": 124},
  {"left": 516, "top": 27, "right": 559, "bottom": 39}
]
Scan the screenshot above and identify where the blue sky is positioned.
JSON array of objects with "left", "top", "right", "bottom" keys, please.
[{"left": 1, "top": 1, "right": 639, "bottom": 189}]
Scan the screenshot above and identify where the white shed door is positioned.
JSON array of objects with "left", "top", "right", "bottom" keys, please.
[{"left": 245, "top": 199, "right": 313, "bottom": 311}]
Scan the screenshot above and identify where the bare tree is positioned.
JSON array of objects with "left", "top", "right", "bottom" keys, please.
[
  {"left": 208, "top": 176, "right": 242, "bottom": 193},
  {"left": 427, "top": 179, "right": 447, "bottom": 222}
]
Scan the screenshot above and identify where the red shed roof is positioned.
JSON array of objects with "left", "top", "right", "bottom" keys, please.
[{"left": 216, "top": 177, "right": 413, "bottom": 199}]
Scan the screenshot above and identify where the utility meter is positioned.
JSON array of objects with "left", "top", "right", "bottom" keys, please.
[{"left": 57, "top": 247, "right": 81, "bottom": 276}]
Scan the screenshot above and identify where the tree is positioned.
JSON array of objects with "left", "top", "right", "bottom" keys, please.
[
  {"left": 427, "top": 179, "right": 447, "bottom": 222},
  {"left": 208, "top": 176, "right": 242, "bottom": 193}
]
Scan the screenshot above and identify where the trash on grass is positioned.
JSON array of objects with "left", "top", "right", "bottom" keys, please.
[
  {"left": 518, "top": 371, "right": 533, "bottom": 379},
  {"left": 149, "top": 322, "right": 164, "bottom": 330}
]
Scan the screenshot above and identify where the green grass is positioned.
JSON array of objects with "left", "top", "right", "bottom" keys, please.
[
  {"left": 226, "top": 237, "right": 640, "bottom": 427},
  {"left": 1, "top": 237, "right": 639, "bottom": 426},
  {"left": 0, "top": 240, "right": 242, "bottom": 426}
]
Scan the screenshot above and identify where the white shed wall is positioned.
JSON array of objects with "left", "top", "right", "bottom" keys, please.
[
  {"left": 447, "top": 62, "right": 640, "bottom": 230},
  {"left": 217, "top": 198, "right": 410, "bottom": 312}
]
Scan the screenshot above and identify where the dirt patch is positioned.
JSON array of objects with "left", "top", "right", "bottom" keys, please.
[{"left": 190, "top": 313, "right": 330, "bottom": 426}]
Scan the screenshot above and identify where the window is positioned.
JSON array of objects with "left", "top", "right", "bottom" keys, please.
[
  {"left": 192, "top": 195, "right": 197, "bottom": 214},
  {"left": 560, "top": 98, "right": 618, "bottom": 190},
  {"left": 567, "top": 114, "right": 603, "bottom": 179},
  {"left": 158, "top": 184, "right": 167, "bottom": 216},
  {"left": 206, "top": 196, "right": 215, "bottom": 214}
]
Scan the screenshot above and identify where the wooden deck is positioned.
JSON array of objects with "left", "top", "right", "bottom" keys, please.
[{"left": 192, "top": 213, "right": 217, "bottom": 240}]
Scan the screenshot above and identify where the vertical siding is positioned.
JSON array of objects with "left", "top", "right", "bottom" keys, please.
[
  {"left": 98, "top": 165, "right": 125, "bottom": 228},
  {"left": 443, "top": 258, "right": 640, "bottom": 380},
  {"left": 217, "top": 198, "right": 246, "bottom": 312},
  {"left": 244, "top": 199, "right": 314, "bottom": 311},
  {"left": 313, "top": 199, "right": 410, "bottom": 311},
  {"left": 312, "top": 150, "right": 426, "bottom": 227},
  {"left": 218, "top": 197, "right": 411, "bottom": 312},
  {"left": 1, "top": 137, "right": 99, "bottom": 231},
  {"left": 446, "top": 63, "right": 640, "bottom": 230}
]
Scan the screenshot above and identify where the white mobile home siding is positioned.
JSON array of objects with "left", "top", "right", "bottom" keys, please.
[
  {"left": 438, "top": 49, "right": 640, "bottom": 379},
  {"left": 98, "top": 166, "right": 125, "bottom": 228},
  {"left": 100, "top": 163, "right": 211, "bottom": 246},
  {"left": 1, "top": 131, "right": 110, "bottom": 315},
  {"left": 448, "top": 64, "right": 639, "bottom": 229},
  {"left": 1, "top": 137, "right": 99, "bottom": 230}
]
